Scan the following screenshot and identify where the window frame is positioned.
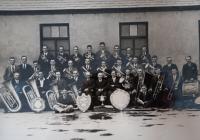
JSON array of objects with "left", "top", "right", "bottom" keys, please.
[
  {"left": 40, "top": 23, "right": 70, "bottom": 56},
  {"left": 119, "top": 22, "right": 148, "bottom": 56}
]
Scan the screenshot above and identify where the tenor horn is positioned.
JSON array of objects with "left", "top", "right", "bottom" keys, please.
[
  {"left": 0, "top": 81, "right": 22, "bottom": 112},
  {"left": 46, "top": 85, "right": 59, "bottom": 110},
  {"left": 22, "top": 79, "right": 45, "bottom": 112}
]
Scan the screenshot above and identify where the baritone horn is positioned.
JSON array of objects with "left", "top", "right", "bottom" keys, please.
[
  {"left": 0, "top": 81, "right": 22, "bottom": 112},
  {"left": 22, "top": 79, "right": 45, "bottom": 112}
]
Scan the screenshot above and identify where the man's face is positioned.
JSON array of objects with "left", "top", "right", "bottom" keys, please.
[
  {"left": 126, "top": 48, "right": 131, "bottom": 54},
  {"left": 98, "top": 73, "right": 103, "bottom": 80},
  {"left": 74, "top": 47, "right": 78, "bottom": 53},
  {"left": 50, "top": 60, "right": 55, "bottom": 65},
  {"left": 111, "top": 71, "right": 116, "bottom": 77},
  {"left": 186, "top": 57, "right": 191, "bottom": 63},
  {"left": 56, "top": 72, "right": 61, "bottom": 78},
  {"left": 155, "top": 69, "right": 161, "bottom": 75},
  {"left": 33, "top": 62, "right": 38, "bottom": 67},
  {"left": 101, "top": 61, "right": 106, "bottom": 67},
  {"left": 87, "top": 47, "right": 92, "bottom": 53},
  {"left": 152, "top": 57, "right": 157, "bottom": 63},
  {"left": 14, "top": 73, "right": 20, "bottom": 80},
  {"left": 43, "top": 46, "right": 48, "bottom": 53},
  {"left": 85, "top": 59, "right": 90, "bottom": 65},
  {"left": 137, "top": 69, "right": 143, "bottom": 75},
  {"left": 85, "top": 72, "right": 91, "bottom": 79},
  {"left": 133, "top": 58, "right": 138, "bottom": 63},
  {"left": 9, "top": 59, "right": 15, "bottom": 65},
  {"left": 172, "top": 69, "right": 177, "bottom": 75},
  {"left": 59, "top": 47, "right": 64, "bottom": 53},
  {"left": 141, "top": 86, "right": 147, "bottom": 93},
  {"left": 114, "top": 46, "right": 119, "bottom": 53},
  {"left": 68, "top": 61, "right": 73, "bottom": 67},
  {"left": 125, "top": 70, "right": 130, "bottom": 75},
  {"left": 167, "top": 58, "right": 172, "bottom": 64},
  {"left": 73, "top": 71, "right": 78, "bottom": 77},
  {"left": 21, "top": 57, "right": 27, "bottom": 64},
  {"left": 117, "top": 60, "right": 122, "bottom": 65},
  {"left": 39, "top": 72, "right": 44, "bottom": 79},
  {"left": 142, "top": 47, "right": 147, "bottom": 53},
  {"left": 100, "top": 44, "right": 105, "bottom": 50}
]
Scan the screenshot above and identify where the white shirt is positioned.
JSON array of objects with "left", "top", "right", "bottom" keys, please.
[{"left": 39, "top": 78, "right": 45, "bottom": 87}]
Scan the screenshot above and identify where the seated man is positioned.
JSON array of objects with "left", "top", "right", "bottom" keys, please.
[
  {"left": 94, "top": 73, "right": 108, "bottom": 106},
  {"left": 53, "top": 90, "right": 74, "bottom": 113},
  {"left": 96, "top": 60, "right": 110, "bottom": 78},
  {"left": 63, "top": 60, "right": 78, "bottom": 80},
  {"left": 82, "top": 58, "right": 95, "bottom": 78},
  {"left": 182, "top": 56, "right": 198, "bottom": 82},
  {"left": 136, "top": 85, "right": 153, "bottom": 108}
]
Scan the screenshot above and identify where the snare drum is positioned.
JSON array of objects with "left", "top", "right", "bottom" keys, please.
[{"left": 182, "top": 81, "right": 199, "bottom": 96}]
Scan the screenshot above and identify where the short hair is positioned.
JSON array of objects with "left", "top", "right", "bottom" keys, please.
[
  {"left": 185, "top": 56, "right": 192, "bottom": 60},
  {"left": 33, "top": 60, "right": 38, "bottom": 64},
  {"left": 21, "top": 56, "right": 27, "bottom": 59},
  {"left": 99, "top": 42, "right": 105, "bottom": 46},
  {"left": 152, "top": 55, "right": 158, "bottom": 59},
  {"left": 87, "top": 45, "right": 92, "bottom": 48},
  {"left": 9, "top": 57, "right": 15, "bottom": 60}
]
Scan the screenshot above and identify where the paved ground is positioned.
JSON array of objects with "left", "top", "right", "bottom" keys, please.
[{"left": 0, "top": 106, "right": 200, "bottom": 140}]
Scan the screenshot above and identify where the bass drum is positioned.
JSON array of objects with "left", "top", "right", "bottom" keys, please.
[
  {"left": 110, "top": 89, "right": 130, "bottom": 111},
  {"left": 182, "top": 81, "right": 199, "bottom": 96}
]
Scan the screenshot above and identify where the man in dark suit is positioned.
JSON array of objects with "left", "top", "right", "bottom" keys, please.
[
  {"left": 140, "top": 46, "right": 151, "bottom": 66},
  {"left": 70, "top": 46, "right": 83, "bottom": 69},
  {"left": 124, "top": 47, "right": 134, "bottom": 66},
  {"left": 81, "top": 58, "right": 95, "bottom": 78},
  {"left": 56, "top": 46, "right": 69, "bottom": 73},
  {"left": 83, "top": 45, "right": 96, "bottom": 66},
  {"left": 163, "top": 57, "right": 178, "bottom": 78},
  {"left": 50, "top": 71, "right": 68, "bottom": 91},
  {"left": 46, "top": 59, "right": 59, "bottom": 81},
  {"left": 38, "top": 45, "right": 54, "bottom": 77},
  {"left": 110, "top": 45, "right": 125, "bottom": 66},
  {"left": 3, "top": 57, "right": 19, "bottom": 81},
  {"left": 18, "top": 56, "right": 34, "bottom": 82},
  {"left": 94, "top": 72, "right": 108, "bottom": 106},
  {"left": 182, "top": 56, "right": 198, "bottom": 82},
  {"left": 11, "top": 72, "right": 30, "bottom": 111},
  {"left": 95, "top": 42, "right": 111, "bottom": 67}
]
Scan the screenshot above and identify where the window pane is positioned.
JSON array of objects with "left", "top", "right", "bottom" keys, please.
[
  {"left": 42, "top": 40, "right": 55, "bottom": 51},
  {"left": 59, "top": 26, "right": 68, "bottom": 37},
  {"left": 51, "top": 26, "right": 59, "bottom": 37},
  {"left": 130, "top": 25, "right": 138, "bottom": 36},
  {"left": 43, "top": 26, "right": 51, "bottom": 37},
  {"left": 121, "top": 25, "right": 130, "bottom": 36},
  {"left": 135, "top": 38, "right": 147, "bottom": 50},
  {"left": 121, "top": 39, "right": 133, "bottom": 50},
  {"left": 137, "top": 24, "right": 146, "bottom": 36},
  {"left": 57, "top": 40, "right": 70, "bottom": 55}
]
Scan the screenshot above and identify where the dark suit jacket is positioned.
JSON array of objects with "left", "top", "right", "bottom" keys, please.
[
  {"left": 36, "top": 78, "right": 50, "bottom": 96},
  {"left": 81, "top": 79, "right": 95, "bottom": 95},
  {"left": 11, "top": 79, "right": 25, "bottom": 95},
  {"left": 70, "top": 53, "right": 84, "bottom": 68},
  {"left": 182, "top": 62, "right": 198, "bottom": 81},
  {"left": 107, "top": 77, "right": 120, "bottom": 91},
  {"left": 3, "top": 65, "right": 19, "bottom": 81},
  {"left": 95, "top": 79, "right": 108, "bottom": 96},
  {"left": 38, "top": 52, "right": 54, "bottom": 76},
  {"left": 18, "top": 64, "right": 34, "bottom": 81},
  {"left": 162, "top": 63, "right": 178, "bottom": 77}
]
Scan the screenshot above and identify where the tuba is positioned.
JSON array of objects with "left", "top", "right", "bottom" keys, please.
[
  {"left": 46, "top": 85, "right": 59, "bottom": 110},
  {"left": 0, "top": 81, "right": 22, "bottom": 112},
  {"left": 22, "top": 79, "right": 45, "bottom": 112}
]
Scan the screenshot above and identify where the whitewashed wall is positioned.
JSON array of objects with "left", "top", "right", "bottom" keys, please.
[{"left": 0, "top": 11, "right": 200, "bottom": 81}]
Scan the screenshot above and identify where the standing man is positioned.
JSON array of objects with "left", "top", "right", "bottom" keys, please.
[
  {"left": 140, "top": 46, "right": 151, "bottom": 66},
  {"left": 18, "top": 56, "right": 34, "bottom": 81},
  {"left": 70, "top": 46, "right": 83, "bottom": 69},
  {"left": 111, "top": 45, "right": 125, "bottom": 66},
  {"left": 83, "top": 45, "right": 96, "bottom": 66},
  {"left": 56, "top": 46, "right": 69, "bottom": 72},
  {"left": 182, "top": 56, "right": 198, "bottom": 82},
  {"left": 3, "top": 57, "right": 19, "bottom": 81},
  {"left": 95, "top": 42, "right": 111, "bottom": 67},
  {"left": 38, "top": 45, "right": 54, "bottom": 77},
  {"left": 163, "top": 57, "right": 178, "bottom": 78}
]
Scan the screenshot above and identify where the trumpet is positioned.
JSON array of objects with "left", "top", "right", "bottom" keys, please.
[
  {"left": 112, "top": 65, "right": 125, "bottom": 76},
  {"left": 57, "top": 55, "right": 67, "bottom": 64},
  {"left": 29, "top": 70, "right": 39, "bottom": 80},
  {"left": 22, "top": 79, "right": 45, "bottom": 112},
  {"left": 97, "top": 67, "right": 110, "bottom": 76},
  {"left": 47, "top": 70, "right": 56, "bottom": 80},
  {"left": 0, "top": 81, "right": 22, "bottom": 112},
  {"left": 153, "top": 75, "right": 165, "bottom": 100},
  {"left": 63, "top": 68, "right": 74, "bottom": 79}
]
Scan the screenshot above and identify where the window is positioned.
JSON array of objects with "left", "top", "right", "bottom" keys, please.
[
  {"left": 119, "top": 22, "right": 148, "bottom": 57},
  {"left": 40, "top": 23, "right": 70, "bottom": 56}
]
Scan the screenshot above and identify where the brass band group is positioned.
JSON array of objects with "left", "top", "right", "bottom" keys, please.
[{"left": 0, "top": 42, "right": 198, "bottom": 113}]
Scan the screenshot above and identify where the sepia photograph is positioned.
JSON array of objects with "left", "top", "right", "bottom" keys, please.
[{"left": 0, "top": 0, "right": 200, "bottom": 140}]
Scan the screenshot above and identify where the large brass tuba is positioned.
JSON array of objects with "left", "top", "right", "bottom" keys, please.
[
  {"left": 46, "top": 85, "right": 59, "bottom": 110},
  {"left": 22, "top": 79, "right": 45, "bottom": 112},
  {"left": 0, "top": 81, "right": 22, "bottom": 112}
]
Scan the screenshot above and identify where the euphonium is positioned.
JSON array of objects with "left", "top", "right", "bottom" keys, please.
[
  {"left": 0, "top": 81, "right": 22, "bottom": 112},
  {"left": 46, "top": 85, "right": 59, "bottom": 110},
  {"left": 22, "top": 79, "right": 45, "bottom": 112}
]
